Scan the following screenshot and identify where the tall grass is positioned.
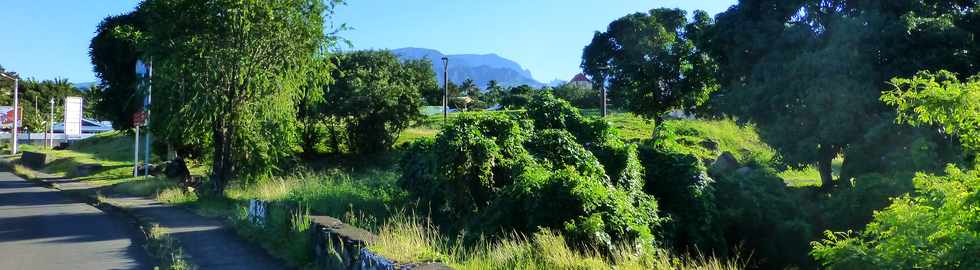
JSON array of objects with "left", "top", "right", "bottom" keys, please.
[
  {"left": 367, "top": 213, "right": 743, "bottom": 270},
  {"left": 113, "top": 177, "right": 198, "bottom": 204},
  {"left": 225, "top": 169, "right": 404, "bottom": 229},
  {"left": 230, "top": 203, "right": 315, "bottom": 268}
]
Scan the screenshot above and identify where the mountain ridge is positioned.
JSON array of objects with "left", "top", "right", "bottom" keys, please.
[{"left": 391, "top": 47, "right": 544, "bottom": 88}]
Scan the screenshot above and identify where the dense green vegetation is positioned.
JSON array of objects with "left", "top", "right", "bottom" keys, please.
[
  {"left": 60, "top": 0, "right": 980, "bottom": 269},
  {"left": 582, "top": 8, "right": 717, "bottom": 121}
]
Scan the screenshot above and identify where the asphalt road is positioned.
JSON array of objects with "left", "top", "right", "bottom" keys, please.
[{"left": 0, "top": 170, "right": 152, "bottom": 270}]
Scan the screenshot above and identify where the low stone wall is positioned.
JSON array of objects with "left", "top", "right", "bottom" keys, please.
[{"left": 246, "top": 199, "right": 452, "bottom": 270}]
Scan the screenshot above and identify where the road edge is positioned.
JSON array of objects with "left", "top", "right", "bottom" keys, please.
[{"left": 0, "top": 158, "right": 195, "bottom": 270}]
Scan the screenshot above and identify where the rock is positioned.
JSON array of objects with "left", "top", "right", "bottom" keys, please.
[
  {"left": 53, "top": 142, "right": 70, "bottom": 150},
  {"left": 73, "top": 164, "right": 103, "bottom": 177},
  {"left": 709, "top": 152, "right": 739, "bottom": 175},
  {"left": 164, "top": 158, "right": 191, "bottom": 180},
  {"left": 178, "top": 176, "right": 202, "bottom": 194},
  {"left": 21, "top": 151, "right": 50, "bottom": 169},
  {"left": 699, "top": 139, "right": 719, "bottom": 151},
  {"left": 151, "top": 163, "right": 165, "bottom": 176},
  {"left": 135, "top": 164, "right": 152, "bottom": 176},
  {"left": 736, "top": 166, "right": 753, "bottom": 175}
]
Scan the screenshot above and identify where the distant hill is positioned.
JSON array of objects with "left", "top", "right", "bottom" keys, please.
[
  {"left": 392, "top": 47, "right": 544, "bottom": 89},
  {"left": 72, "top": 82, "right": 97, "bottom": 90}
]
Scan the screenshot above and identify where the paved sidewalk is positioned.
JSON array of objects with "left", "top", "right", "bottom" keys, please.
[
  {"left": 0, "top": 171, "right": 153, "bottom": 270},
  {"left": 39, "top": 177, "right": 286, "bottom": 270}
]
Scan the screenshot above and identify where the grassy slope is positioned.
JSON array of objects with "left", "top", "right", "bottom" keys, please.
[{"left": 19, "top": 131, "right": 140, "bottom": 185}]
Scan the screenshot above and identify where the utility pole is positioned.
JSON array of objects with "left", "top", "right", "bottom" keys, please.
[
  {"left": 600, "top": 80, "right": 607, "bottom": 117},
  {"left": 143, "top": 60, "right": 152, "bottom": 177},
  {"left": 13, "top": 77, "right": 18, "bottom": 154},
  {"left": 48, "top": 98, "right": 53, "bottom": 148},
  {"left": 595, "top": 67, "right": 609, "bottom": 118},
  {"left": 441, "top": 57, "right": 449, "bottom": 124},
  {"left": 133, "top": 124, "right": 140, "bottom": 176}
]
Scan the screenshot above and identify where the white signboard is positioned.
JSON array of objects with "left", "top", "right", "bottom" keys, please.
[{"left": 64, "top": 97, "right": 83, "bottom": 136}]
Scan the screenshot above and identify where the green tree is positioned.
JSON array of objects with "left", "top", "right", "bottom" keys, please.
[
  {"left": 325, "top": 50, "right": 432, "bottom": 154},
  {"left": 581, "top": 9, "right": 718, "bottom": 121},
  {"left": 500, "top": 84, "right": 534, "bottom": 109},
  {"left": 135, "top": 0, "right": 334, "bottom": 193},
  {"left": 813, "top": 69, "right": 980, "bottom": 269},
  {"left": 89, "top": 12, "right": 145, "bottom": 130},
  {"left": 552, "top": 83, "right": 597, "bottom": 109},
  {"left": 812, "top": 165, "right": 980, "bottom": 269},
  {"left": 296, "top": 57, "right": 334, "bottom": 158},
  {"left": 706, "top": 0, "right": 980, "bottom": 190},
  {"left": 883, "top": 70, "right": 980, "bottom": 157},
  {"left": 484, "top": 80, "right": 505, "bottom": 106}
]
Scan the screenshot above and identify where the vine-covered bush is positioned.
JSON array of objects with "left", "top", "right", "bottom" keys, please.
[
  {"left": 525, "top": 129, "right": 608, "bottom": 182},
  {"left": 399, "top": 114, "right": 532, "bottom": 220},
  {"left": 644, "top": 119, "right": 818, "bottom": 268},
  {"left": 526, "top": 92, "right": 613, "bottom": 145},
  {"left": 638, "top": 144, "right": 723, "bottom": 253},
  {"left": 399, "top": 110, "right": 660, "bottom": 251}
]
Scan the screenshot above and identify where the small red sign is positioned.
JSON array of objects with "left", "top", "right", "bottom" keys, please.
[{"left": 133, "top": 111, "right": 147, "bottom": 126}]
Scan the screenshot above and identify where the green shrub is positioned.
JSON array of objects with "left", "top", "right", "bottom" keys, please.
[
  {"left": 638, "top": 144, "right": 723, "bottom": 253},
  {"left": 812, "top": 165, "right": 980, "bottom": 269},
  {"left": 525, "top": 129, "right": 608, "bottom": 182},
  {"left": 399, "top": 110, "right": 660, "bottom": 251},
  {"left": 644, "top": 122, "right": 817, "bottom": 268},
  {"left": 713, "top": 170, "right": 816, "bottom": 268},
  {"left": 526, "top": 92, "right": 613, "bottom": 145},
  {"left": 590, "top": 140, "right": 645, "bottom": 192},
  {"left": 399, "top": 114, "right": 533, "bottom": 221}
]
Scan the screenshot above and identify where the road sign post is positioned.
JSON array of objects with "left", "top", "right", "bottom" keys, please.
[{"left": 132, "top": 111, "right": 146, "bottom": 177}]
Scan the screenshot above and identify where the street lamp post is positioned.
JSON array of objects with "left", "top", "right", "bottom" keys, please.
[
  {"left": 0, "top": 73, "right": 18, "bottom": 154},
  {"left": 594, "top": 67, "right": 610, "bottom": 118},
  {"left": 48, "top": 98, "right": 54, "bottom": 148},
  {"left": 441, "top": 57, "right": 449, "bottom": 124},
  {"left": 600, "top": 78, "right": 607, "bottom": 117}
]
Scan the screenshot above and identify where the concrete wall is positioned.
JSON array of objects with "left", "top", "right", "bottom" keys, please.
[{"left": 246, "top": 200, "right": 453, "bottom": 270}]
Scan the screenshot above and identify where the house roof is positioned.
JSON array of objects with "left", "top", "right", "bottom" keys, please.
[{"left": 570, "top": 73, "right": 590, "bottom": 83}]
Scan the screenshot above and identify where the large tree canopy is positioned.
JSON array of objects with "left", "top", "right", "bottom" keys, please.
[
  {"left": 323, "top": 50, "right": 434, "bottom": 154},
  {"left": 130, "top": 0, "right": 333, "bottom": 192},
  {"left": 581, "top": 8, "right": 718, "bottom": 121},
  {"left": 89, "top": 12, "right": 145, "bottom": 130},
  {"left": 706, "top": 0, "right": 980, "bottom": 190}
]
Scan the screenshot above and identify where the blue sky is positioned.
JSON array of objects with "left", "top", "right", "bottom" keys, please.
[{"left": 0, "top": 0, "right": 735, "bottom": 83}]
